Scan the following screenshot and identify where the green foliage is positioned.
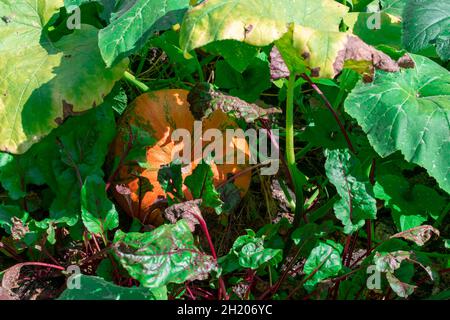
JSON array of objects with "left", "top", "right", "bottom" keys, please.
[
  {"left": 58, "top": 274, "right": 164, "bottom": 300},
  {"left": 97, "top": 0, "right": 190, "bottom": 66},
  {"left": 81, "top": 175, "right": 119, "bottom": 236},
  {"left": 185, "top": 160, "right": 223, "bottom": 214},
  {"left": 374, "top": 175, "right": 446, "bottom": 230},
  {"left": 303, "top": 240, "right": 343, "bottom": 292},
  {"left": 0, "top": 0, "right": 448, "bottom": 302},
  {"left": 403, "top": 0, "right": 450, "bottom": 60},
  {"left": 0, "top": 0, "right": 127, "bottom": 154},
  {"left": 345, "top": 54, "right": 450, "bottom": 194},
  {"left": 157, "top": 161, "right": 184, "bottom": 203},
  {"left": 113, "top": 220, "right": 218, "bottom": 288},
  {"left": 325, "top": 149, "right": 377, "bottom": 234}
]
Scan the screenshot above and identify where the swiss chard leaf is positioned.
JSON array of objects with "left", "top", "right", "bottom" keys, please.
[
  {"left": 184, "top": 161, "right": 223, "bottom": 214},
  {"left": 58, "top": 274, "right": 166, "bottom": 300},
  {"left": 219, "top": 230, "right": 282, "bottom": 274},
  {"left": 81, "top": 175, "right": 119, "bottom": 236},
  {"left": 303, "top": 240, "right": 343, "bottom": 292},
  {"left": 325, "top": 149, "right": 377, "bottom": 234},
  {"left": 113, "top": 220, "right": 218, "bottom": 288}
]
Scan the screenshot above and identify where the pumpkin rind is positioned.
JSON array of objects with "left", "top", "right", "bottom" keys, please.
[{"left": 111, "top": 89, "right": 251, "bottom": 224}]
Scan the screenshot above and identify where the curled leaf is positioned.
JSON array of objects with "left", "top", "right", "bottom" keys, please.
[
  {"left": 385, "top": 271, "right": 417, "bottom": 298},
  {"left": 164, "top": 200, "right": 202, "bottom": 232},
  {"left": 391, "top": 225, "right": 440, "bottom": 246},
  {"left": 270, "top": 47, "right": 290, "bottom": 80},
  {"left": 374, "top": 250, "right": 412, "bottom": 273},
  {"left": 187, "top": 83, "right": 281, "bottom": 122}
]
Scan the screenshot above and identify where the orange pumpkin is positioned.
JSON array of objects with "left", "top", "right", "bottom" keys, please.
[{"left": 110, "top": 89, "right": 252, "bottom": 225}]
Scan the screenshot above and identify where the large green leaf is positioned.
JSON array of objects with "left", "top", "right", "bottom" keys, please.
[
  {"left": 0, "top": 0, "right": 127, "bottom": 154},
  {"left": 345, "top": 54, "right": 450, "bottom": 194},
  {"left": 368, "top": 0, "right": 407, "bottom": 18},
  {"left": 180, "top": 0, "right": 348, "bottom": 53},
  {"left": 403, "top": 0, "right": 450, "bottom": 61},
  {"left": 374, "top": 175, "right": 447, "bottom": 231},
  {"left": 113, "top": 220, "right": 218, "bottom": 288},
  {"left": 98, "top": 0, "right": 190, "bottom": 66},
  {"left": 180, "top": 0, "right": 401, "bottom": 78},
  {"left": 81, "top": 175, "right": 119, "bottom": 235},
  {"left": 344, "top": 12, "right": 403, "bottom": 53},
  {"left": 64, "top": 0, "right": 117, "bottom": 22},
  {"left": 325, "top": 149, "right": 377, "bottom": 234},
  {"left": 58, "top": 274, "right": 165, "bottom": 300}
]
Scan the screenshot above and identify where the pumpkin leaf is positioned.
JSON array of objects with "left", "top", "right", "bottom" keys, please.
[
  {"left": 303, "top": 240, "right": 343, "bottom": 292},
  {"left": 64, "top": 0, "right": 117, "bottom": 22},
  {"left": 184, "top": 161, "right": 223, "bottom": 214},
  {"left": 58, "top": 274, "right": 165, "bottom": 300},
  {"left": 113, "top": 220, "right": 218, "bottom": 288},
  {"left": 403, "top": 0, "right": 450, "bottom": 61},
  {"left": 325, "top": 149, "right": 377, "bottom": 234},
  {"left": 374, "top": 174, "right": 447, "bottom": 230},
  {"left": 344, "top": 12, "right": 403, "bottom": 54},
  {"left": 81, "top": 175, "right": 119, "bottom": 236},
  {"left": 0, "top": 0, "right": 127, "bottom": 154},
  {"left": 180, "top": 0, "right": 401, "bottom": 79},
  {"left": 345, "top": 54, "right": 450, "bottom": 194},
  {"left": 180, "top": 0, "right": 349, "bottom": 53},
  {"left": 98, "top": 0, "right": 190, "bottom": 67},
  {"left": 368, "top": 0, "right": 407, "bottom": 18},
  {"left": 276, "top": 27, "right": 397, "bottom": 79}
]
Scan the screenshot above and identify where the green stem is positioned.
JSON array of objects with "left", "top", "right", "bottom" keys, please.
[
  {"left": 304, "top": 188, "right": 320, "bottom": 210},
  {"left": 282, "top": 73, "right": 306, "bottom": 257},
  {"left": 286, "top": 74, "right": 297, "bottom": 171},
  {"left": 123, "top": 71, "right": 149, "bottom": 92},
  {"left": 286, "top": 73, "right": 305, "bottom": 225},
  {"left": 279, "top": 179, "right": 296, "bottom": 211}
]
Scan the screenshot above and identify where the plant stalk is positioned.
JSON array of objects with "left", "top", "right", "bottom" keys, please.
[{"left": 123, "top": 71, "right": 150, "bottom": 92}]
